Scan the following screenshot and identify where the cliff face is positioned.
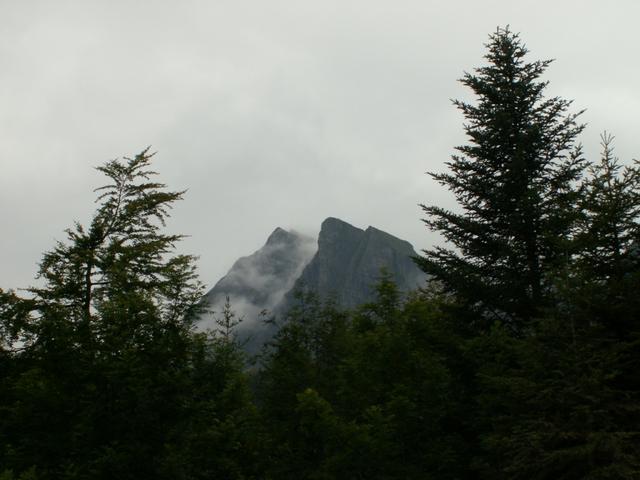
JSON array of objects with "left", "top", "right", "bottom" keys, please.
[
  {"left": 279, "top": 217, "right": 426, "bottom": 311},
  {"left": 199, "top": 218, "right": 426, "bottom": 352}
]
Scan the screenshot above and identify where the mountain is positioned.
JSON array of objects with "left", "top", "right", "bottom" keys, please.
[
  {"left": 199, "top": 227, "right": 316, "bottom": 335},
  {"left": 198, "top": 217, "right": 427, "bottom": 351},
  {"left": 281, "top": 217, "right": 426, "bottom": 310}
]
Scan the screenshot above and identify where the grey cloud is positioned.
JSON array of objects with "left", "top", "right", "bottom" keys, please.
[{"left": 1, "top": 1, "right": 638, "bottom": 291}]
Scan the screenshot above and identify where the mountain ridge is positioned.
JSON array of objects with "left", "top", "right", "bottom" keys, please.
[
  {"left": 199, "top": 217, "right": 427, "bottom": 351},
  {"left": 281, "top": 217, "right": 425, "bottom": 311}
]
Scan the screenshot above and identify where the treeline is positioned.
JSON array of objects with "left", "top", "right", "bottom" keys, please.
[{"left": 1, "top": 27, "right": 639, "bottom": 479}]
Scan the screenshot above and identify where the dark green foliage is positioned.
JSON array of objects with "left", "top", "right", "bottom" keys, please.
[
  {"left": 417, "top": 27, "right": 640, "bottom": 479},
  {"left": 0, "top": 151, "right": 257, "bottom": 479},
  {"left": 472, "top": 316, "right": 640, "bottom": 479},
  {"left": 573, "top": 133, "right": 640, "bottom": 338},
  {"left": 257, "top": 281, "right": 470, "bottom": 479},
  {"left": 161, "top": 332, "right": 263, "bottom": 480},
  {"left": 418, "top": 27, "right": 586, "bottom": 328},
  {"left": 578, "top": 134, "right": 640, "bottom": 273}
]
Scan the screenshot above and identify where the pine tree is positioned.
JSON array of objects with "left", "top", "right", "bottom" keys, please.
[{"left": 417, "top": 27, "right": 586, "bottom": 329}]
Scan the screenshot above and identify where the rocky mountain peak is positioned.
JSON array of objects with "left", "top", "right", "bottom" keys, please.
[
  {"left": 284, "top": 218, "right": 426, "bottom": 310},
  {"left": 199, "top": 218, "right": 426, "bottom": 352},
  {"left": 265, "top": 227, "right": 298, "bottom": 246}
]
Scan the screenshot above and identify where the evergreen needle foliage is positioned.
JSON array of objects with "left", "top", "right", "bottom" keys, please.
[
  {"left": 417, "top": 27, "right": 640, "bottom": 478},
  {"left": 0, "top": 151, "right": 256, "bottom": 479},
  {"left": 418, "top": 27, "right": 586, "bottom": 329}
]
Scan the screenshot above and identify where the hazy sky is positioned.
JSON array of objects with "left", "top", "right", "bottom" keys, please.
[{"left": 2, "top": 0, "right": 638, "bottom": 291}]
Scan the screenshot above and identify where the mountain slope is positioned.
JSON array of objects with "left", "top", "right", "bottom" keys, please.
[
  {"left": 278, "top": 217, "right": 426, "bottom": 311},
  {"left": 199, "top": 227, "right": 316, "bottom": 334},
  {"left": 199, "top": 218, "right": 427, "bottom": 352}
]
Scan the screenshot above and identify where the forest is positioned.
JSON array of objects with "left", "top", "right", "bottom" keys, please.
[{"left": 1, "top": 28, "right": 638, "bottom": 479}]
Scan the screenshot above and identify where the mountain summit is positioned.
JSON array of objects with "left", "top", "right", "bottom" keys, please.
[
  {"left": 283, "top": 217, "right": 426, "bottom": 310},
  {"left": 199, "top": 218, "right": 426, "bottom": 350},
  {"left": 200, "top": 227, "right": 316, "bottom": 333}
]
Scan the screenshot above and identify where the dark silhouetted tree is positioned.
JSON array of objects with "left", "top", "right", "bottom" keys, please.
[
  {"left": 418, "top": 27, "right": 586, "bottom": 329},
  {"left": 0, "top": 150, "right": 257, "bottom": 479}
]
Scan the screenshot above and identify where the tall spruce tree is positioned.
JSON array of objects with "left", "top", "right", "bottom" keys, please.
[{"left": 418, "top": 27, "right": 586, "bottom": 328}]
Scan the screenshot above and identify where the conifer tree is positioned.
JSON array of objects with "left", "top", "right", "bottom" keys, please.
[
  {"left": 418, "top": 27, "right": 586, "bottom": 328},
  {"left": 574, "top": 133, "right": 640, "bottom": 335},
  {"left": 0, "top": 150, "right": 206, "bottom": 478}
]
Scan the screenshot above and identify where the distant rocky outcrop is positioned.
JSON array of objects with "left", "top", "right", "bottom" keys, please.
[
  {"left": 198, "top": 217, "right": 427, "bottom": 352},
  {"left": 280, "top": 217, "right": 426, "bottom": 311}
]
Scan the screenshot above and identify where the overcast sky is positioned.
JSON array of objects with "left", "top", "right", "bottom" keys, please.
[{"left": 1, "top": 0, "right": 638, "bottom": 291}]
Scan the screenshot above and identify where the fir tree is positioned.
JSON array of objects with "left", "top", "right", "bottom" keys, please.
[
  {"left": 574, "top": 133, "right": 640, "bottom": 336},
  {"left": 418, "top": 27, "right": 586, "bottom": 329}
]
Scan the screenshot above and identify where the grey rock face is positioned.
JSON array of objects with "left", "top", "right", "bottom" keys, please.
[
  {"left": 278, "top": 217, "right": 426, "bottom": 311},
  {"left": 199, "top": 218, "right": 426, "bottom": 352}
]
